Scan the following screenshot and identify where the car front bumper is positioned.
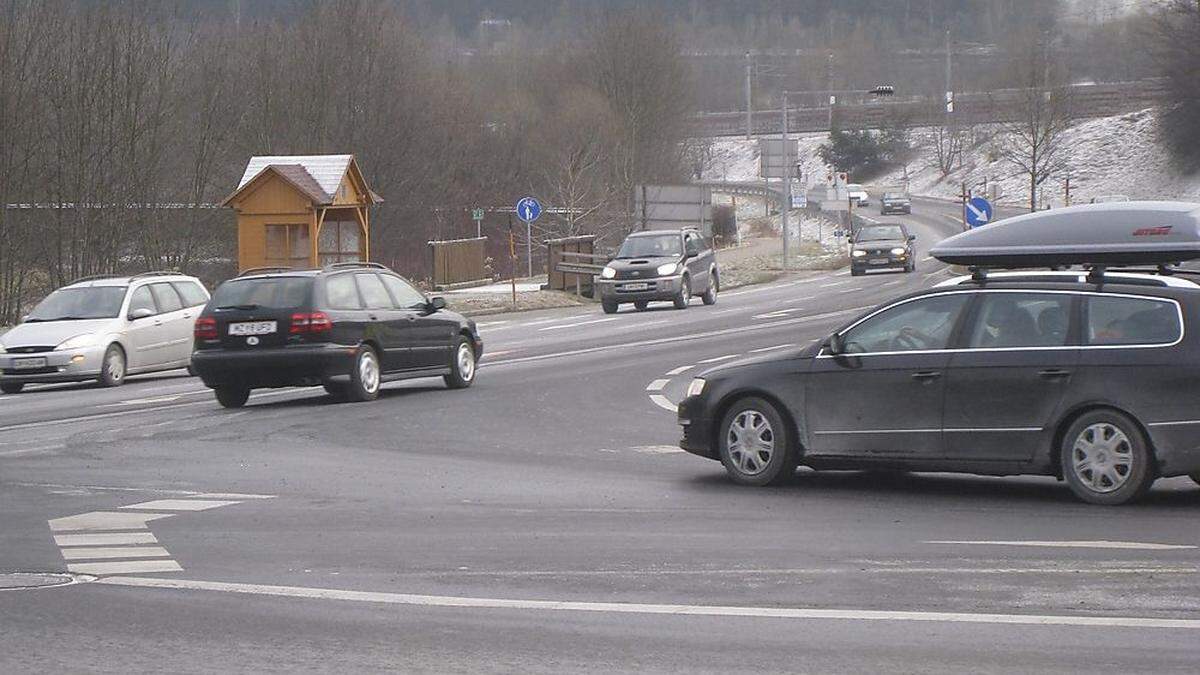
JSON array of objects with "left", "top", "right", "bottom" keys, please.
[
  {"left": 597, "top": 275, "right": 685, "bottom": 302},
  {"left": 191, "top": 343, "right": 357, "bottom": 389},
  {"left": 851, "top": 254, "right": 909, "bottom": 271},
  {"left": 0, "top": 344, "right": 107, "bottom": 384},
  {"left": 881, "top": 203, "right": 911, "bottom": 213},
  {"left": 677, "top": 394, "right": 718, "bottom": 460}
]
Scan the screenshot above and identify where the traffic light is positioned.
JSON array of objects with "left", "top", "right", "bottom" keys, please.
[{"left": 869, "top": 85, "right": 895, "bottom": 96}]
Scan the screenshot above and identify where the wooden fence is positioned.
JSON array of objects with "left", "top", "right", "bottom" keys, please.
[
  {"left": 429, "top": 236, "right": 488, "bottom": 290},
  {"left": 545, "top": 235, "right": 600, "bottom": 296}
]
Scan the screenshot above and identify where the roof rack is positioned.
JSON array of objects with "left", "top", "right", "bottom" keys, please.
[
  {"left": 130, "top": 270, "right": 183, "bottom": 280},
  {"left": 938, "top": 267, "right": 1200, "bottom": 289},
  {"left": 238, "top": 266, "right": 295, "bottom": 277},
  {"left": 69, "top": 274, "right": 122, "bottom": 285},
  {"left": 322, "top": 261, "right": 388, "bottom": 271}
]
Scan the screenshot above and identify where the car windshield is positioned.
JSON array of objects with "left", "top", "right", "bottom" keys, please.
[
  {"left": 616, "top": 234, "right": 682, "bottom": 259},
  {"left": 210, "top": 277, "right": 312, "bottom": 309},
  {"left": 26, "top": 286, "right": 128, "bottom": 321},
  {"left": 856, "top": 225, "right": 905, "bottom": 242},
  {"left": 883, "top": 193, "right": 907, "bottom": 200}
]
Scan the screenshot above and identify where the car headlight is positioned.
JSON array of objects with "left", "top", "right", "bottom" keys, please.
[
  {"left": 601, "top": 266, "right": 616, "bottom": 279},
  {"left": 656, "top": 262, "right": 680, "bottom": 276},
  {"left": 891, "top": 247, "right": 906, "bottom": 256},
  {"left": 55, "top": 334, "right": 98, "bottom": 351},
  {"left": 686, "top": 378, "right": 706, "bottom": 398},
  {"left": 0, "top": 343, "right": 6, "bottom": 354},
  {"left": 851, "top": 249, "right": 867, "bottom": 257}
]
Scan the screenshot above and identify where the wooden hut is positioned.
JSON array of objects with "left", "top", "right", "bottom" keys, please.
[{"left": 223, "top": 154, "right": 382, "bottom": 271}]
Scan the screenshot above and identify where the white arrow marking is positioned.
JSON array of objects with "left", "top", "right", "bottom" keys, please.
[{"left": 967, "top": 202, "right": 990, "bottom": 223}]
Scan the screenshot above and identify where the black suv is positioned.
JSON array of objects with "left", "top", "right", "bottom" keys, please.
[
  {"left": 192, "top": 263, "right": 482, "bottom": 408},
  {"left": 597, "top": 228, "right": 718, "bottom": 313},
  {"left": 678, "top": 269, "right": 1200, "bottom": 505},
  {"left": 850, "top": 223, "right": 916, "bottom": 276}
]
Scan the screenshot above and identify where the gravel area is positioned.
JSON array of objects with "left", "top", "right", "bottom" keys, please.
[{"left": 443, "top": 289, "right": 587, "bottom": 317}]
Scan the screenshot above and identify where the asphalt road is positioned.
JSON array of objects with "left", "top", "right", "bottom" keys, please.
[{"left": 3, "top": 197, "right": 1200, "bottom": 673}]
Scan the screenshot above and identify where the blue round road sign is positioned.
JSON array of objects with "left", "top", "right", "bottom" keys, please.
[
  {"left": 966, "top": 196, "right": 993, "bottom": 228},
  {"left": 516, "top": 196, "right": 542, "bottom": 223}
]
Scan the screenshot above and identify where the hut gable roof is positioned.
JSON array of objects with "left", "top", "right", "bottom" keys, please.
[{"left": 223, "top": 154, "right": 381, "bottom": 207}]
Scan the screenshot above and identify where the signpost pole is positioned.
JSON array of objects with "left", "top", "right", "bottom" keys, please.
[
  {"left": 526, "top": 219, "right": 532, "bottom": 279},
  {"left": 508, "top": 216, "right": 517, "bottom": 310},
  {"left": 781, "top": 92, "right": 790, "bottom": 270}
]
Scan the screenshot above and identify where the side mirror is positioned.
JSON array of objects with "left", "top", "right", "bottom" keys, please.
[
  {"left": 428, "top": 296, "right": 447, "bottom": 312},
  {"left": 128, "top": 308, "right": 154, "bottom": 321},
  {"left": 827, "top": 333, "right": 846, "bottom": 355}
]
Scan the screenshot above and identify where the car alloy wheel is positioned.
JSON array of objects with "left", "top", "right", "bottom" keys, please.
[
  {"left": 673, "top": 276, "right": 690, "bottom": 309},
  {"left": 727, "top": 410, "right": 775, "bottom": 476},
  {"left": 346, "top": 346, "right": 381, "bottom": 402},
  {"left": 718, "top": 397, "right": 797, "bottom": 486},
  {"left": 456, "top": 342, "right": 475, "bottom": 382},
  {"left": 444, "top": 336, "right": 477, "bottom": 390},
  {"left": 1060, "top": 410, "right": 1154, "bottom": 505},
  {"left": 99, "top": 345, "right": 126, "bottom": 387},
  {"left": 1071, "top": 423, "right": 1134, "bottom": 493}
]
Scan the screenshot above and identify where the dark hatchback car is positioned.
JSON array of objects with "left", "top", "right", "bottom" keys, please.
[
  {"left": 192, "top": 263, "right": 482, "bottom": 408},
  {"left": 850, "top": 223, "right": 916, "bottom": 276},
  {"left": 596, "top": 228, "right": 718, "bottom": 313},
  {"left": 880, "top": 191, "right": 912, "bottom": 215},
  {"left": 679, "top": 271, "right": 1200, "bottom": 505}
]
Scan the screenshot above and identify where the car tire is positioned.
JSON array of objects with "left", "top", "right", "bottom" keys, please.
[
  {"left": 702, "top": 275, "right": 718, "bottom": 305},
  {"left": 323, "top": 382, "right": 347, "bottom": 399},
  {"left": 634, "top": 300, "right": 649, "bottom": 311},
  {"left": 346, "top": 345, "right": 382, "bottom": 402},
  {"left": 717, "top": 396, "right": 797, "bottom": 487},
  {"left": 1, "top": 381, "right": 24, "bottom": 394},
  {"left": 98, "top": 344, "right": 126, "bottom": 387},
  {"left": 443, "top": 336, "right": 476, "bottom": 390},
  {"left": 214, "top": 386, "right": 250, "bottom": 409},
  {"left": 1060, "top": 410, "right": 1155, "bottom": 505},
  {"left": 850, "top": 267, "right": 864, "bottom": 277},
  {"left": 673, "top": 276, "right": 691, "bottom": 310},
  {"left": 602, "top": 299, "right": 619, "bottom": 314}
]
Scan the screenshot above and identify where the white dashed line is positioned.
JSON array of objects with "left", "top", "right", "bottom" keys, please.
[
  {"left": 648, "top": 394, "right": 676, "bottom": 412},
  {"left": 698, "top": 354, "right": 740, "bottom": 364},
  {"left": 819, "top": 281, "right": 848, "bottom": 288},
  {"left": 928, "top": 540, "right": 1198, "bottom": 551},
  {"left": 752, "top": 310, "right": 792, "bottom": 319},
  {"left": 666, "top": 365, "right": 693, "bottom": 376},
  {"left": 539, "top": 317, "right": 619, "bottom": 331},
  {"left": 97, "top": 576, "right": 1200, "bottom": 629},
  {"left": 475, "top": 320, "right": 510, "bottom": 328},
  {"left": 750, "top": 344, "right": 795, "bottom": 353}
]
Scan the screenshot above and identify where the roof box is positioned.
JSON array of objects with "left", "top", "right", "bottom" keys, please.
[{"left": 929, "top": 202, "right": 1200, "bottom": 267}]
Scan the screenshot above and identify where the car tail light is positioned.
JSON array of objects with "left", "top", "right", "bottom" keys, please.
[
  {"left": 290, "top": 312, "right": 332, "bottom": 335},
  {"left": 194, "top": 317, "right": 217, "bottom": 340}
]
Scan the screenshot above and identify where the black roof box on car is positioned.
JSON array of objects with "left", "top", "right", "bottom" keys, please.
[{"left": 929, "top": 202, "right": 1200, "bottom": 267}]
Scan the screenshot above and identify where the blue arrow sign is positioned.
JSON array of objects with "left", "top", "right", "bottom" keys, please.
[
  {"left": 516, "top": 196, "right": 542, "bottom": 223},
  {"left": 966, "top": 196, "right": 993, "bottom": 228}
]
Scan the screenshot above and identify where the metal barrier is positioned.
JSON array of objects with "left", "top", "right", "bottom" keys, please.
[{"left": 429, "top": 236, "right": 488, "bottom": 291}]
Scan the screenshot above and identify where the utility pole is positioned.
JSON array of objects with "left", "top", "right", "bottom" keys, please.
[
  {"left": 744, "top": 51, "right": 753, "bottom": 140},
  {"left": 826, "top": 53, "right": 835, "bottom": 130},
  {"left": 781, "top": 92, "right": 791, "bottom": 270},
  {"left": 1065, "top": 168, "right": 1072, "bottom": 207}
]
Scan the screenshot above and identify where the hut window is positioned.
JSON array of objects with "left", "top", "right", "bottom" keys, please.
[
  {"left": 319, "top": 221, "right": 362, "bottom": 266},
  {"left": 265, "top": 224, "right": 310, "bottom": 268}
]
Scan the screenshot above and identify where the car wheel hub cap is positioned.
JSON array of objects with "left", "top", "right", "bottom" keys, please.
[
  {"left": 107, "top": 352, "right": 124, "bottom": 381},
  {"left": 457, "top": 344, "right": 475, "bottom": 381},
  {"left": 1072, "top": 423, "right": 1133, "bottom": 493},
  {"left": 728, "top": 410, "right": 774, "bottom": 476},
  {"left": 360, "top": 353, "right": 379, "bottom": 393}
]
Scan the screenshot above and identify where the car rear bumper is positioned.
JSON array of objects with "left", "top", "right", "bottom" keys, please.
[
  {"left": 597, "top": 276, "right": 684, "bottom": 302},
  {"left": 0, "top": 345, "right": 106, "bottom": 384},
  {"left": 191, "top": 343, "right": 357, "bottom": 389},
  {"left": 881, "top": 204, "right": 911, "bottom": 213}
]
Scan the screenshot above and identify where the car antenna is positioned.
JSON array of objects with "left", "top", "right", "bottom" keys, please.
[
  {"left": 1086, "top": 265, "right": 1106, "bottom": 285},
  {"left": 969, "top": 266, "right": 988, "bottom": 283}
]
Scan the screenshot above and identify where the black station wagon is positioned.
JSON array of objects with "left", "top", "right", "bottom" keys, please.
[
  {"left": 678, "top": 203, "right": 1200, "bottom": 505},
  {"left": 192, "top": 263, "right": 482, "bottom": 408}
]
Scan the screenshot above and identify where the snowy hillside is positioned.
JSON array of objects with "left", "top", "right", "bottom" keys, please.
[{"left": 703, "top": 108, "right": 1200, "bottom": 208}]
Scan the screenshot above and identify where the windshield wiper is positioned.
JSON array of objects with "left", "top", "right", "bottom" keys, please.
[
  {"left": 216, "top": 304, "right": 260, "bottom": 311},
  {"left": 26, "top": 316, "right": 88, "bottom": 322}
]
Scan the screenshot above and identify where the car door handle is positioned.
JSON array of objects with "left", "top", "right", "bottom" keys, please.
[
  {"left": 406, "top": 315, "right": 416, "bottom": 322},
  {"left": 911, "top": 371, "right": 941, "bottom": 381},
  {"left": 1038, "top": 369, "right": 1072, "bottom": 379},
  {"left": 369, "top": 314, "right": 379, "bottom": 321}
]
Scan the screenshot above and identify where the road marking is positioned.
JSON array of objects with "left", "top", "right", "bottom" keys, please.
[
  {"left": 819, "top": 281, "right": 848, "bottom": 288},
  {"left": 0, "top": 444, "right": 64, "bottom": 457},
  {"left": 475, "top": 320, "right": 510, "bottom": 328},
  {"left": 119, "top": 499, "right": 242, "bottom": 512},
  {"left": 61, "top": 546, "right": 172, "bottom": 560},
  {"left": 666, "top": 365, "right": 693, "bottom": 376},
  {"left": 698, "top": 354, "right": 739, "bottom": 364},
  {"left": 483, "top": 306, "right": 872, "bottom": 369},
  {"left": 927, "top": 540, "right": 1198, "bottom": 551},
  {"left": 539, "top": 317, "right": 619, "bottom": 331},
  {"left": 518, "top": 314, "right": 591, "bottom": 327},
  {"left": 96, "top": 394, "right": 188, "bottom": 408},
  {"left": 630, "top": 445, "right": 685, "bottom": 454},
  {"left": 648, "top": 394, "right": 676, "bottom": 412},
  {"left": 922, "top": 256, "right": 934, "bottom": 262},
  {"left": 645, "top": 379, "right": 670, "bottom": 392},
  {"left": 55, "top": 532, "right": 158, "bottom": 547},
  {"left": 49, "top": 511, "right": 175, "bottom": 532},
  {"left": 70, "top": 560, "right": 183, "bottom": 575},
  {"left": 96, "top": 576, "right": 1200, "bottom": 630},
  {"left": 195, "top": 493, "right": 275, "bottom": 500},
  {"left": 752, "top": 310, "right": 792, "bottom": 319},
  {"left": 750, "top": 343, "right": 795, "bottom": 353}
]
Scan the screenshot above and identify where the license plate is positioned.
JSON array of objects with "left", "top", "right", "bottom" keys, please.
[
  {"left": 623, "top": 283, "right": 650, "bottom": 291},
  {"left": 12, "top": 357, "right": 47, "bottom": 370},
  {"left": 869, "top": 258, "right": 889, "bottom": 265},
  {"left": 228, "top": 321, "right": 277, "bottom": 336}
]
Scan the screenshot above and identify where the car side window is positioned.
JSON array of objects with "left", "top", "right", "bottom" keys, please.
[
  {"left": 840, "top": 294, "right": 970, "bottom": 354},
  {"left": 172, "top": 281, "right": 209, "bottom": 307},
  {"left": 381, "top": 274, "right": 427, "bottom": 310},
  {"left": 355, "top": 273, "right": 393, "bottom": 310},
  {"left": 684, "top": 233, "right": 701, "bottom": 256},
  {"left": 1086, "top": 296, "right": 1181, "bottom": 346},
  {"left": 128, "top": 286, "right": 158, "bottom": 316},
  {"left": 967, "top": 293, "right": 1073, "bottom": 348},
  {"left": 149, "top": 283, "right": 184, "bottom": 313},
  {"left": 325, "top": 274, "right": 363, "bottom": 310}
]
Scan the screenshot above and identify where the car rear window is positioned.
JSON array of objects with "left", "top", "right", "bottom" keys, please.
[
  {"left": 324, "top": 274, "right": 363, "bottom": 310},
  {"left": 172, "top": 281, "right": 209, "bottom": 307},
  {"left": 210, "top": 277, "right": 312, "bottom": 309},
  {"left": 1086, "top": 296, "right": 1181, "bottom": 346}
]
